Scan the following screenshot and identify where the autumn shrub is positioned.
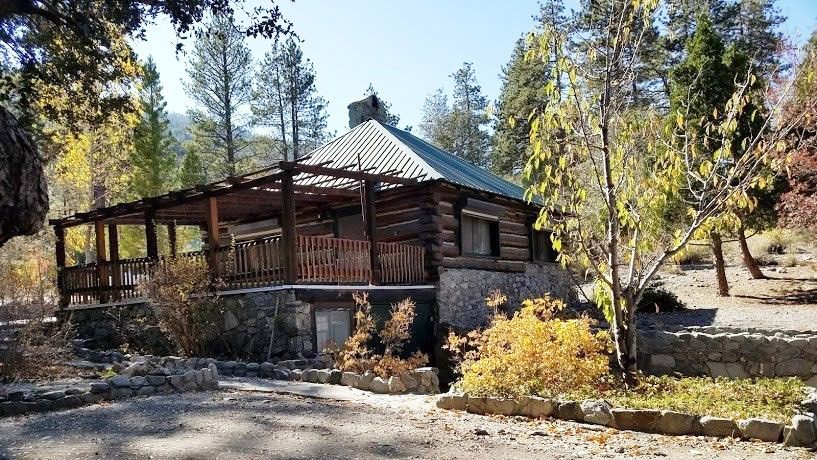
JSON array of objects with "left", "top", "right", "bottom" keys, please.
[
  {"left": 331, "top": 293, "right": 428, "bottom": 378},
  {"left": 140, "top": 257, "right": 223, "bottom": 357},
  {"left": 0, "top": 314, "right": 73, "bottom": 382},
  {"left": 447, "top": 295, "right": 611, "bottom": 398},
  {"left": 670, "top": 243, "right": 710, "bottom": 266}
]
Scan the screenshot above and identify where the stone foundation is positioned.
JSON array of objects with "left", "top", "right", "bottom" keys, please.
[
  {"left": 436, "top": 263, "right": 574, "bottom": 329},
  {"left": 639, "top": 327, "right": 817, "bottom": 386}
]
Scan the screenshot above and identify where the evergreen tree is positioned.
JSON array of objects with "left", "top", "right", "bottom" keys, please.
[
  {"left": 253, "top": 38, "right": 330, "bottom": 160},
  {"left": 178, "top": 150, "right": 207, "bottom": 188},
  {"left": 364, "top": 84, "right": 401, "bottom": 126},
  {"left": 185, "top": 13, "right": 254, "bottom": 178},
  {"left": 418, "top": 88, "right": 453, "bottom": 150},
  {"left": 491, "top": 38, "right": 549, "bottom": 176},
  {"left": 448, "top": 62, "right": 491, "bottom": 167},
  {"left": 131, "top": 57, "right": 178, "bottom": 198},
  {"left": 718, "top": 0, "right": 785, "bottom": 74}
]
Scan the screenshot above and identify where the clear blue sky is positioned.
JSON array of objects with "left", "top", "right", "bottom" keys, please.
[{"left": 131, "top": 0, "right": 817, "bottom": 136}]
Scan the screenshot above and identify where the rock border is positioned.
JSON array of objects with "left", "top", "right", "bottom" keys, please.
[
  {"left": 296, "top": 367, "right": 440, "bottom": 394},
  {"left": 436, "top": 390, "right": 817, "bottom": 448},
  {"left": 0, "top": 365, "right": 219, "bottom": 418}
]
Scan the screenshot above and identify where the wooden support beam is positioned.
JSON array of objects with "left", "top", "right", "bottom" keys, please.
[
  {"left": 280, "top": 171, "right": 298, "bottom": 284},
  {"left": 94, "top": 221, "right": 109, "bottom": 303},
  {"left": 168, "top": 222, "right": 177, "bottom": 257},
  {"left": 205, "top": 197, "right": 220, "bottom": 275},
  {"left": 108, "top": 224, "right": 120, "bottom": 301},
  {"left": 54, "top": 225, "right": 68, "bottom": 308},
  {"left": 364, "top": 180, "right": 380, "bottom": 285},
  {"left": 145, "top": 210, "right": 158, "bottom": 259}
]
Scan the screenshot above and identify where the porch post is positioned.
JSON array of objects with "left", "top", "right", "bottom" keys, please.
[
  {"left": 280, "top": 169, "right": 297, "bottom": 284},
  {"left": 108, "top": 224, "right": 120, "bottom": 301},
  {"left": 364, "top": 180, "right": 380, "bottom": 284},
  {"left": 205, "top": 197, "right": 220, "bottom": 275},
  {"left": 54, "top": 224, "right": 68, "bottom": 308},
  {"left": 94, "top": 220, "right": 109, "bottom": 303},
  {"left": 167, "top": 221, "right": 177, "bottom": 257},
  {"left": 145, "top": 209, "right": 158, "bottom": 259}
]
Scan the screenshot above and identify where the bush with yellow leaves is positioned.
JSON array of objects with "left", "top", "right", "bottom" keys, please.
[
  {"left": 446, "top": 295, "right": 611, "bottom": 398},
  {"left": 331, "top": 293, "right": 428, "bottom": 378}
]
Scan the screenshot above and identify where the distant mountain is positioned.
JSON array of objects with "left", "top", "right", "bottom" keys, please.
[{"left": 168, "top": 112, "right": 191, "bottom": 143}]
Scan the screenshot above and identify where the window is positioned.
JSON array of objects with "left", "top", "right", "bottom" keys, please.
[
  {"left": 461, "top": 213, "right": 499, "bottom": 257},
  {"left": 531, "top": 229, "right": 557, "bottom": 263},
  {"left": 315, "top": 309, "right": 351, "bottom": 351}
]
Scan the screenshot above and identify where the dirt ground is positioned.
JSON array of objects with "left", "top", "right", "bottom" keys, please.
[
  {"left": 638, "top": 262, "right": 817, "bottom": 331},
  {"left": 0, "top": 380, "right": 814, "bottom": 460}
]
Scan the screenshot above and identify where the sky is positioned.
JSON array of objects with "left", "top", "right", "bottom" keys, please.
[{"left": 131, "top": 0, "right": 817, "bottom": 136}]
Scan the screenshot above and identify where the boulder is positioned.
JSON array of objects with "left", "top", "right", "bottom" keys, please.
[
  {"left": 89, "top": 382, "right": 111, "bottom": 394},
  {"left": 80, "top": 392, "right": 104, "bottom": 404},
  {"left": 465, "top": 396, "right": 488, "bottom": 415},
  {"left": 700, "top": 416, "right": 740, "bottom": 438},
  {"left": 436, "top": 394, "right": 467, "bottom": 411},
  {"left": 555, "top": 400, "right": 583, "bottom": 421},
  {"left": 400, "top": 373, "right": 419, "bottom": 391},
  {"left": 775, "top": 358, "right": 811, "bottom": 377},
  {"left": 357, "top": 371, "right": 375, "bottom": 391},
  {"left": 484, "top": 398, "right": 518, "bottom": 416},
  {"left": 109, "top": 375, "right": 131, "bottom": 388},
  {"left": 302, "top": 369, "right": 319, "bottom": 383},
  {"left": 611, "top": 409, "right": 661, "bottom": 432},
  {"left": 388, "top": 376, "right": 407, "bottom": 393},
  {"left": 340, "top": 372, "right": 360, "bottom": 387},
  {"left": 656, "top": 411, "right": 698, "bottom": 435},
  {"left": 783, "top": 415, "right": 816, "bottom": 447},
  {"left": 328, "top": 370, "right": 343, "bottom": 385},
  {"left": 129, "top": 376, "right": 147, "bottom": 389},
  {"left": 738, "top": 418, "right": 784, "bottom": 442},
  {"left": 316, "top": 369, "right": 332, "bottom": 384},
  {"left": 54, "top": 395, "right": 82, "bottom": 409},
  {"left": 260, "top": 362, "right": 276, "bottom": 377},
  {"left": 146, "top": 375, "right": 167, "bottom": 386},
  {"left": 370, "top": 377, "right": 390, "bottom": 394},
  {"left": 137, "top": 386, "right": 155, "bottom": 396},
  {"left": 517, "top": 396, "right": 554, "bottom": 418},
  {"left": 580, "top": 400, "right": 613, "bottom": 426},
  {"left": 40, "top": 390, "right": 66, "bottom": 401}
]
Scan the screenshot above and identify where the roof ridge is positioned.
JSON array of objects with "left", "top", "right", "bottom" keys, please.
[{"left": 369, "top": 120, "right": 443, "bottom": 180}]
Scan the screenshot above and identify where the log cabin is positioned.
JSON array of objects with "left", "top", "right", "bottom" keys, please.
[{"left": 51, "top": 96, "right": 572, "bottom": 359}]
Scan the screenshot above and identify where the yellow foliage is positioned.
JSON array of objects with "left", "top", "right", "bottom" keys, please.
[{"left": 455, "top": 295, "right": 611, "bottom": 398}]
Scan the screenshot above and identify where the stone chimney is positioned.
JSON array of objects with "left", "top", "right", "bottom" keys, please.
[{"left": 348, "top": 94, "right": 386, "bottom": 129}]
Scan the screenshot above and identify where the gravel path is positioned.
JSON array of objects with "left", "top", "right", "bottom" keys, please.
[{"left": 0, "top": 379, "right": 813, "bottom": 459}]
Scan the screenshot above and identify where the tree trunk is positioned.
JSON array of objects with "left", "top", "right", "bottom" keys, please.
[
  {"left": 738, "top": 224, "right": 766, "bottom": 279},
  {"left": 711, "top": 231, "right": 730, "bottom": 296},
  {"left": 0, "top": 105, "right": 48, "bottom": 247}
]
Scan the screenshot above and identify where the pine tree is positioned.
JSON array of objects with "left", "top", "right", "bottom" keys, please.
[
  {"left": 178, "top": 150, "right": 207, "bottom": 188},
  {"left": 253, "top": 38, "right": 329, "bottom": 160},
  {"left": 418, "top": 88, "right": 453, "bottom": 149},
  {"left": 185, "top": 13, "right": 254, "bottom": 178},
  {"left": 131, "top": 57, "right": 178, "bottom": 198},
  {"left": 364, "top": 84, "right": 401, "bottom": 126},
  {"left": 448, "top": 62, "right": 491, "bottom": 167},
  {"left": 491, "top": 38, "right": 549, "bottom": 176}
]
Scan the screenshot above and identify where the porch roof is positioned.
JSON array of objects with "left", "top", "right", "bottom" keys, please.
[{"left": 49, "top": 161, "right": 418, "bottom": 228}]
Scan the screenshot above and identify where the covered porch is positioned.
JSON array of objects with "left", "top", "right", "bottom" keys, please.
[{"left": 51, "top": 161, "right": 427, "bottom": 307}]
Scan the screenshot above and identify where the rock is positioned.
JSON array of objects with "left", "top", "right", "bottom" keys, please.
[
  {"left": 65, "top": 388, "right": 84, "bottom": 396},
  {"left": 555, "top": 400, "right": 583, "bottom": 421},
  {"left": 328, "top": 370, "right": 343, "bottom": 385},
  {"left": 137, "top": 385, "right": 156, "bottom": 396},
  {"left": 357, "top": 371, "right": 375, "bottom": 391},
  {"left": 121, "top": 361, "right": 156, "bottom": 377},
  {"left": 208, "top": 363, "right": 219, "bottom": 381},
  {"left": 146, "top": 375, "right": 167, "bottom": 386},
  {"left": 738, "top": 418, "right": 784, "bottom": 442},
  {"left": 700, "top": 416, "right": 740, "bottom": 438},
  {"left": 6, "top": 390, "right": 26, "bottom": 401},
  {"left": 465, "top": 397, "right": 488, "bottom": 415},
  {"left": 611, "top": 409, "right": 661, "bottom": 432},
  {"left": 223, "top": 310, "right": 240, "bottom": 331},
  {"left": 302, "top": 369, "right": 319, "bottom": 383},
  {"left": 656, "top": 411, "right": 698, "bottom": 435},
  {"left": 111, "top": 387, "right": 133, "bottom": 399},
  {"left": 316, "top": 369, "right": 331, "bottom": 384},
  {"left": 109, "top": 375, "right": 131, "bottom": 388},
  {"left": 580, "top": 400, "right": 613, "bottom": 426},
  {"left": 706, "top": 362, "right": 729, "bottom": 378},
  {"left": 517, "top": 396, "right": 554, "bottom": 418},
  {"left": 650, "top": 354, "right": 676, "bottom": 371},
  {"left": 340, "top": 372, "right": 360, "bottom": 387},
  {"left": 272, "top": 368, "right": 290, "bottom": 380},
  {"left": 41, "top": 390, "right": 66, "bottom": 401},
  {"left": 436, "top": 394, "right": 467, "bottom": 411},
  {"left": 89, "top": 382, "right": 111, "bottom": 394},
  {"left": 775, "top": 359, "right": 812, "bottom": 377},
  {"left": 484, "top": 398, "right": 518, "bottom": 416},
  {"left": 401, "top": 373, "right": 419, "bottom": 391},
  {"left": 129, "top": 376, "right": 147, "bottom": 389},
  {"left": 388, "top": 376, "right": 407, "bottom": 394},
  {"left": 55, "top": 395, "right": 82, "bottom": 409},
  {"left": 80, "top": 392, "right": 104, "bottom": 404},
  {"left": 783, "top": 415, "right": 816, "bottom": 447},
  {"left": 369, "top": 377, "right": 390, "bottom": 394},
  {"left": 725, "top": 363, "right": 749, "bottom": 378},
  {"left": 290, "top": 369, "right": 303, "bottom": 381}
]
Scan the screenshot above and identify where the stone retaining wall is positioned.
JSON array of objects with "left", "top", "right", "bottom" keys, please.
[
  {"left": 639, "top": 327, "right": 817, "bottom": 386},
  {"left": 437, "top": 263, "right": 574, "bottom": 330},
  {"left": 0, "top": 365, "right": 218, "bottom": 418},
  {"left": 436, "top": 391, "right": 817, "bottom": 447}
]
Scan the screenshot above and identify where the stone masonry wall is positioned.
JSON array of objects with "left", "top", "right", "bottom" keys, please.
[
  {"left": 639, "top": 326, "right": 817, "bottom": 386},
  {"left": 437, "top": 263, "right": 574, "bottom": 330}
]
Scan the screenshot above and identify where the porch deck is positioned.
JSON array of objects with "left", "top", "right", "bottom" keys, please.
[{"left": 61, "top": 234, "right": 425, "bottom": 306}]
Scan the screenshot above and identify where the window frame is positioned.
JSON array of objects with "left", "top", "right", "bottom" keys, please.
[
  {"left": 312, "top": 306, "right": 353, "bottom": 352},
  {"left": 459, "top": 209, "right": 500, "bottom": 258},
  {"left": 530, "top": 226, "right": 558, "bottom": 264}
]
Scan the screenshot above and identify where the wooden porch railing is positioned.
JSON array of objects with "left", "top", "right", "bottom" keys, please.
[{"left": 60, "top": 235, "right": 425, "bottom": 306}]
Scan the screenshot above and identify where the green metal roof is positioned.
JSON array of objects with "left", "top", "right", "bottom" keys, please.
[{"left": 302, "top": 120, "right": 528, "bottom": 202}]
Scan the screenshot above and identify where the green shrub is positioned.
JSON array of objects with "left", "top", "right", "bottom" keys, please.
[
  {"left": 448, "top": 296, "right": 611, "bottom": 398},
  {"left": 637, "top": 283, "right": 685, "bottom": 313}
]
